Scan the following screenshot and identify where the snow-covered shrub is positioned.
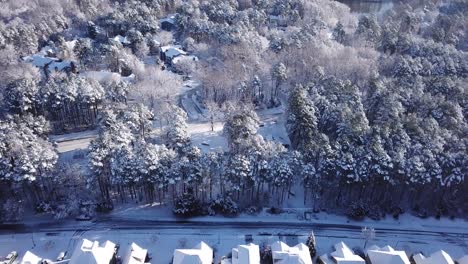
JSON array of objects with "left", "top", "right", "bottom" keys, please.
[
  {"left": 209, "top": 196, "right": 239, "bottom": 216},
  {"left": 173, "top": 192, "right": 205, "bottom": 217},
  {"left": 390, "top": 206, "right": 404, "bottom": 220},
  {"left": 367, "top": 204, "right": 383, "bottom": 221},
  {"left": 244, "top": 205, "right": 262, "bottom": 215},
  {"left": 346, "top": 200, "right": 369, "bottom": 220},
  {"left": 266, "top": 206, "right": 284, "bottom": 215},
  {"left": 1, "top": 199, "right": 25, "bottom": 222},
  {"left": 96, "top": 201, "right": 114, "bottom": 213}
]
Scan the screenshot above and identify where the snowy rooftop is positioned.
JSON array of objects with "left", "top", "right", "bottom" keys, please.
[
  {"left": 160, "top": 14, "right": 176, "bottom": 24},
  {"left": 413, "top": 250, "right": 454, "bottom": 264},
  {"left": 69, "top": 239, "right": 116, "bottom": 264},
  {"left": 173, "top": 241, "right": 213, "bottom": 264},
  {"left": 23, "top": 54, "right": 72, "bottom": 71},
  {"left": 271, "top": 241, "right": 312, "bottom": 264},
  {"left": 161, "top": 45, "right": 187, "bottom": 58},
  {"left": 20, "top": 251, "right": 42, "bottom": 264},
  {"left": 112, "top": 35, "right": 131, "bottom": 45},
  {"left": 172, "top": 55, "right": 199, "bottom": 65},
  {"left": 329, "top": 242, "right": 365, "bottom": 263},
  {"left": 232, "top": 243, "right": 260, "bottom": 264},
  {"left": 122, "top": 242, "right": 148, "bottom": 264},
  {"left": 458, "top": 255, "right": 468, "bottom": 264},
  {"left": 366, "top": 245, "right": 410, "bottom": 264}
]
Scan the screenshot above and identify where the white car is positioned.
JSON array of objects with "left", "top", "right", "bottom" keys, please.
[{"left": 2, "top": 251, "right": 18, "bottom": 264}]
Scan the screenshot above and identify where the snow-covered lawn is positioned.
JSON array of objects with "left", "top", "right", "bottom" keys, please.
[{"left": 1, "top": 211, "right": 467, "bottom": 264}]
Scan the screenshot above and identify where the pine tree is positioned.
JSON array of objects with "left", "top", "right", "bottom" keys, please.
[
  {"left": 306, "top": 231, "right": 317, "bottom": 258},
  {"left": 286, "top": 85, "right": 317, "bottom": 151}
]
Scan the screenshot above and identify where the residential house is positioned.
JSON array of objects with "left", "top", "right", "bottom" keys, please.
[
  {"left": 70, "top": 239, "right": 116, "bottom": 264},
  {"left": 160, "top": 45, "right": 187, "bottom": 65},
  {"left": 271, "top": 241, "right": 313, "bottom": 264},
  {"left": 20, "top": 251, "right": 42, "bottom": 264},
  {"left": 232, "top": 243, "right": 260, "bottom": 264},
  {"left": 366, "top": 245, "right": 410, "bottom": 264},
  {"left": 160, "top": 14, "right": 176, "bottom": 31},
  {"left": 412, "top": 250, "right": 454, "bottom": 264},
  {"left": 173, "top": 241, "right": 213, "bottom": 264},
  {"left": 122, "top": 243, "right": 149, "bottom": 264},
  {"left": 319, "top": 242, "right": 365, "bottom": 264}
]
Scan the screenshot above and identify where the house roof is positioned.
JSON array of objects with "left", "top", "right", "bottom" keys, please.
[
  {"left": 23, "top": 54, "right": 72, "bottom": 71},
  {"left": 413, "top": 250, "right": 454, "bottom": 264},
  {"left": 330, "top": 242, "right": 365, "bottom": 263},
  {"left": 112, "top": 35, "right": 131, "bottom": 45},
  {"left": 160, "top": 14, "right": 176, "bottom": 24},
  {"left": 271, "top": 241, "right": 312, "bottom": 264},
  {"left": 458, "top": 255, "right": 468, "bottom": 264},
  {"left": 232, "top": 243, "right": 260, "bottom": 264},
  {"left": 21, "top": 251, "right": 42, "bottom": 264},
  {"left": 70, "top": 239, "right": 116, "bottom": 264},
  {"left": 366, "top": 245, "right": 410, "bottom": 264},
  {"left": 161, "top": 45, "right": 187, "bottom": 58},
  {"left": 173, "top": 241, "right": 213, "bottom": 264},
  {"left": 123, "top": 242, "right": 148, "bottom": 264},
  {"left": 172, "top": 55, "right": 199, "bottom": 65}
]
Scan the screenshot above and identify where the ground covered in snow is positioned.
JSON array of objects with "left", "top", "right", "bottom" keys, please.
[{"left": 1, "top": 209, "right": 466, "bottom": 264}]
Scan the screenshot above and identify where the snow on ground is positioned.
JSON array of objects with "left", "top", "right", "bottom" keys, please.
[
  {"left": 188, "top": 121, "right": 228, "bottom": 153},
  {"left": 50, "top": 130, "right": 97, "bottom": 153},
  {"left": 81, "top": 71, "right": 136, "bottom": 83},
  {"left": 1, "top": 210, "right": 466, "bottom": 264}
]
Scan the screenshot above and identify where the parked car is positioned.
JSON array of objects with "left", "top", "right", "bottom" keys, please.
[
  {"left": 2, "top": 251, "right": 18, "bottom": 264},
  {"left": 56, "top": 251, "right": 67, "bottom": 261},
  {"left": 75, "top": 214, "right": 93, "bottom": 221}
]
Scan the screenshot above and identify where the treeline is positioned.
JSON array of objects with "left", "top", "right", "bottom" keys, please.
[
  {"left": 3, "top": 74, "right": 130, "bottom": 131},
  {"left": 285, "top": 1, "right": 467, "bottom": 218}
]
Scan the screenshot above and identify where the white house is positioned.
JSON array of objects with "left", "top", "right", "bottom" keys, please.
[
  {"left": 232, "top": 243, "right": 260, "bottom": 264},
  {"left": 271, "top": 241, "right": 313, "bottom": 264},
  {"left": 160, "top": 45, "right": 187, "bottom": 64},
  {"left": 122, "top": 242, "right": 149, "bottom": 264},
  {"left": 70, "top": 238, "right": 116, "bottom": 264},
  {"left": 413, "top": 250, "right": 454, "bottom": 264},
  {"left": 366, "top": 245, "right": 410, "bottom": 264},
  {"left": 319, "top": 242, "right": 365, "bottom": 264},
  {"left": 21, "top": 251, "right": 42, "bottom": 264},
  {"left": 173, "top": 241, "right": 213, "bottom": 264}
]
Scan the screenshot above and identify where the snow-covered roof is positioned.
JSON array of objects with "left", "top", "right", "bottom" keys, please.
[
  {"left": 70, "top": 239, "right": 116, "bottom": 264},
  {"left": 329, "top": 242, "right": 365, "bottom": 263},
  {"left": 21, "top": 251, "right": 42, "bottom": 264},
  {"left": 172, "top": 55, "right": 199, "bottom": 65},
  {"left": 123, "top": 242, "right": 148, "bottom": 264},
  {"left": 173, "top": 241, "right": 213, "bottom": 264},
  {"left": 271, "top": 241, "right": 312, "bottom": 264},
  {"left": 112, "top": 35, "right": 131, "bottom": 45},
  {"left": 23, "top": 55, "right": 72, "bottom": 71},
  {"left": 81, "top": 71, "right": 135, "bottom": 84},
  {"left": 161, "top": 45, "right": 187, "bottom": 58},
  {"left": 366, "top": 245, "right": 410, "bottom": 264},
  {"left": 232, "top": 243, "right": 260, "bottom": 264},
  {"left": 413, "top": 250, "right": 454, "bottom": 264},
  {"left": 458, "top": 255, "right": 468, "bottom": 264},
  {"left": 160, "top": 14, "right": 176, "bottom": 24}
]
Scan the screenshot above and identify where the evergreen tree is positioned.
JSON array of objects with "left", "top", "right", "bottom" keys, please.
[{"left": 306, "top": 231, "right": 317, "bottom": 258}]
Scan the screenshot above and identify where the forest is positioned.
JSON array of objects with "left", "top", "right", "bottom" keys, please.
[{"left": 0, "top": 0, "right": 466, "bottom": 222}]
